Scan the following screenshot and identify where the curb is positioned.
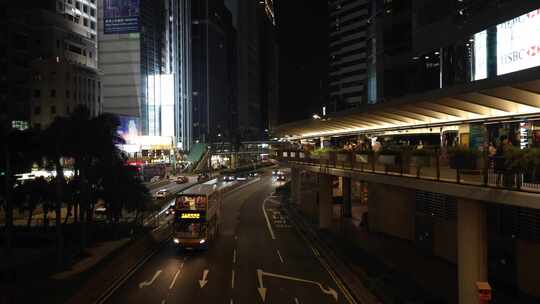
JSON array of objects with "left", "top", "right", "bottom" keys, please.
[{"left": 284, "top": 205, "right": 380, "bottom": 304}]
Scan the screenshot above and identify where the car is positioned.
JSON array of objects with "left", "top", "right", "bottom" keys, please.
[
  {"left": 175, "top": 176, "right": 188, "bottom": 184},
  {"left": 249, "top": 172, "right": 259, "bottom": 177},
  {"left": 235, "top": 173, "right": 248, "bottom": 181},
  {"left": 223, "top": 175, "right": 236, "bottom": 182},
  {"left": 276, "top": 174, "right": 287, "bottom": 182},
  {"left": 150, "top": 176, "right": 161, "bottom": 183},
  {"left": 272, "top": 169, "right": 279, "bottom": 176},
  {"left": 155, "top": 189, "right": 169, "bottom": 199},
  {"left": 165, "top": 206, "right": 175, "bottom": 216}
]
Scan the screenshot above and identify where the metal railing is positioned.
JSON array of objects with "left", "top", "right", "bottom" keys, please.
[{"left": 275, "top": 149, "right": 540, "bottom": 194}]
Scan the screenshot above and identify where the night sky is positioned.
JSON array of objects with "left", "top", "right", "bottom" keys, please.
[{"left": 277, "top": 0, "right": 328, "bottom": 124}]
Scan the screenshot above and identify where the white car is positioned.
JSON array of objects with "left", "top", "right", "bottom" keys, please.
[{"left": 155, "top": 189, "right": 169, "bottom": 199}]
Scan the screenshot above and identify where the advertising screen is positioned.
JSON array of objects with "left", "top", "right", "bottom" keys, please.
[
  {"left": 497, "top": 9, "right": 540, "bottom": 75},
  {"left": 473, "top": 30, "right": 487, "bottom": 81},
  {"left": 117, "top": 116, "right": 139, "bottom": 143},
  {"left": 104, "top": 0, "right": 140, "bottom": 34}
]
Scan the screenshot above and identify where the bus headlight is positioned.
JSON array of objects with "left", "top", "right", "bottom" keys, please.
[
  {"left": 173, "top": 238, "right": 180, "bottom": 244},
  {"left": 199, "top": 239, "right": 206, "bottom": 244}
]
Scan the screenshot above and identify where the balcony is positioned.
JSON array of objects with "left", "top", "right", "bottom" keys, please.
[{"left": 276, "top": 146, "right": 540, "bottom": 198}]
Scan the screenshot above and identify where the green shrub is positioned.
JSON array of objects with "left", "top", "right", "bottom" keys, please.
[{"left": 311, "top": 147, "right": 339, "bottom": 155}]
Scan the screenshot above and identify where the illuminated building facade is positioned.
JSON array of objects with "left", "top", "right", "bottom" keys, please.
[{"left": 98, "top": 0, "right": 192, "bottom": 151}]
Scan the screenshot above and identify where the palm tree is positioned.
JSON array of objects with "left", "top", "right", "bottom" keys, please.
[
  {"left": 42, "top": 117, "right": 71, "bottom": 268},
  {"left": 0, "top": 125, "right": 41, "bottom": 263},
  {"left": 65, "top": 106, "right": 125, "bottom": 249}
]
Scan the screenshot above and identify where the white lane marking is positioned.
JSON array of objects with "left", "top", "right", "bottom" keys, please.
[
  {"left": 230, "top": 299, "right": 234, "bottom": 304},
  {"left": 257, "top": 269, "right": 338, "bottom": 302},
  {"left": 276, "top": 249, "right": 284, "bottom": 264},
  {"left": 233, "top": 249, "right": 237, "bottom": 264},
  {"left": 139, "top": 270, "right": 162, "bottom": 289},
  {"left": 169, "top": 264, "right": 183, "bottom": 290},
  {"left": 161, "top": 300, "right": 166, "bottom": 304},
  {"left": 257, "top": 270, "right": 268, "bottom": 302},
  {"left": 294, "top": 297, "right": 300, "bottom": 304},
  {"left": 262, "top": 199, "right": 276, "bottom": 240},
  {"left": 231, "top": 269, "right": 235, "bottom": 289},
  {"left": 199, "top": 269, "right": 209, "bottom": 288},
  {"left": 234, "top": 235, "right": 238, "bottom": 240}
]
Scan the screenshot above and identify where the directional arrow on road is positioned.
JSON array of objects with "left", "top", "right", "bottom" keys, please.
[
  {"left": 199, "top": 269, "right": 209, "bottom": 288},
  {"left": 139, "top": 270, "right": 162, "bottom": 289},
  {"left": 256, "top": 269, "right": 338, "bottom": 302},
  {"left": 257, "top": 269, "right": 267, "bottom": 302}
]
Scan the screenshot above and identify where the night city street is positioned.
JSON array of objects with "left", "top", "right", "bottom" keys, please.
[
  {"left": 102, "top": 175, "right": 349, "bottom": 304},
  {"left": 2, "top": 0, "right": 540, "bottom": 303}
]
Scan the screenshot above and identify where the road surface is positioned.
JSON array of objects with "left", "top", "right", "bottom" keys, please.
[{"left": 103, "top": 174, "right": 352, "bottom": 304}]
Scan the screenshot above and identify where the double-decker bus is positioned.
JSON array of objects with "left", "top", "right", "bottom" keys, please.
[{"left": 172, "top": 182, "right": 222, "bottom": 250}]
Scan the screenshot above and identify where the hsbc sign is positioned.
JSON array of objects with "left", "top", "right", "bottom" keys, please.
[{"left": 497, "top": 9, "right": 540, "bottom": 75}]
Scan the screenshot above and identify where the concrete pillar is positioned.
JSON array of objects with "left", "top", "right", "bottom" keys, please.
[
  {"left": 457, "top": 199, "right": 488, "bottom": 304},
  {"left": 342, "top": 177, "right": 352, "bottom": 218},
  {"left": 231, "top": 153, "right": 238, "bottom": 169},
  {"left": 318, "top": 174, "right": 333, "bottom": 229}
]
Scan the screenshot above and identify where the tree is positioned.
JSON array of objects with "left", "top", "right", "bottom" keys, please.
[
  {"left": 42, "top": 117, "right": 71, "bottom": 269},
  {"left": 0, "top": 125, "right": 41, "bottom": 263},
  {"left": 65, "top": 106, "right": 125, "bottom": 249}
]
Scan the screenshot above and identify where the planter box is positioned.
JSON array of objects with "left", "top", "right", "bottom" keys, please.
[
  {"left": 320, "top": 152, "right": 330, "bottom": 160},
  {"left": 378, "top": 154, "right": 397, "bottom": 166},
  {"left": 355, "top": 154, "right": 371, "bottom": 164},
  {"left": 411, "top": 155, "right": 431, "bottom": 167}
]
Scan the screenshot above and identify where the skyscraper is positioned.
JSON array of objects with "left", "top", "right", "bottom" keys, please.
[
  {"left": 98, "top": 0, "right": 192, "bottom": 151},
  {"left": 191, "top": 0, "right": 236, "bottom": 144},
  {"left": 230, "top": 0, "right": 263, "bottom": 141},
  {"left": 259, "top": 0, "right": 279, "bottom": 133},
  {"left": 0, "top": 0, "right": 101, "bottom": 129},
  {"left": 328, "top": 0, "right": 369, "bottom": 111}
]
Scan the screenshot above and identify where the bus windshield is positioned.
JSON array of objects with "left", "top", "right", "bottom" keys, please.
[{"left": 174, "top": 221, "right": 205, "bottom": 238}]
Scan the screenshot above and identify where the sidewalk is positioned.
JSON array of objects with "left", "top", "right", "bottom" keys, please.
[{"left": 287, "top": 201, "right": 453, "bottom": 303}]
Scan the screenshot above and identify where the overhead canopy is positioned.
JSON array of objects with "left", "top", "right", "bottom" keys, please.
[{"left": 274, "top": 76, "right": 540, "bottom": 139}]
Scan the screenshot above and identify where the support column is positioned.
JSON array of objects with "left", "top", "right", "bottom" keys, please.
[
  {"left": 342, "top": 177, "right": 352, "bottom": 218},
  {"left": 318, "top": 174, "right": 333, "bottom": 229},
  {"left": 457, "top": 199, "right": 488, "bottom": 304},
  {"left": 291, "top": 168, "right": 301, "bottom": 206}
]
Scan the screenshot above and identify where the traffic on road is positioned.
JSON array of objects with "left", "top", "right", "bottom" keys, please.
[{"left": 100, "top": 170, "right": 353, "bottom": 304}]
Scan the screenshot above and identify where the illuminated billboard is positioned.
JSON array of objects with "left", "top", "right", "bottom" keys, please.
[
  {"left": 473, "top": 30, "right": 487, "bottom": 81},
  {"left": 117, "top": 116, "right": 139, "bottom": 143},
  {"left": 104, "top": 0, "right": 140, "bottom": 34},
  {"left": 497, "top": 9, "right": 540, "bottom": 75}
]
